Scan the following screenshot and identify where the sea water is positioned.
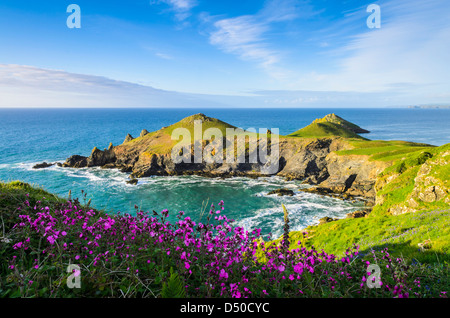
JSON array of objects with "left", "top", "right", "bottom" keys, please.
[{"left": 1, "top": 108, "right": 449, "bottom": 238}]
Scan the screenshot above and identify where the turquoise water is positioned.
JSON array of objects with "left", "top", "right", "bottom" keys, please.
[{"left": 1, "top": 108, "right": 449, "bottom": 238}]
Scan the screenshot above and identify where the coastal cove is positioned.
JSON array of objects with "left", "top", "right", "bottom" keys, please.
[{"left": 1, "top": 108, "right": 450, "bottom": 238}]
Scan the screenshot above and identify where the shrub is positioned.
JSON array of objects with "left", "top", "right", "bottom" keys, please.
[{"left": 1, "top": 196, "right": 448, "bottom": 298}]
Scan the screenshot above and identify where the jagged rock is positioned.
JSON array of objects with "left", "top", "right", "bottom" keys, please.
[
  {"left": 300, "top": 187, "right": 334, "bottom": 196},
  {"left": 60, "top": 114, "right": 398, "bottom": 202},
  {"left": 126, "top": 179, "right": 138, "bottom": 185},
  {"left": 124, "top": 134, "right": 134, "bottom": 143},
  {"left": 267, "top": 189, "right": 295, "bottom": 196},
  {"left": 314, "top": 113, "right": 370, "bottom": 134},
  {"left": 33, "top": 162, "right": 54, "bottom": 169},
  {"left": 63, "top": 155, "right": 88, "bottom": 168},
  {"left": 140, "top": 129, "right": 149, "bottom": 138},
  {"left": 87, "top": 147, "right": 116, "bottom": 167},
  {"left": 101, "top": 163, "right": 118, "bottom": 169},
  {"left": 319, "top": 216, "right": 338, "bottom": 224},
  {"left": 407, "top": 198, "right": 420, "bottom": 208},
  {"left": 389, "top": 205, "right": 416, "bottom": 215},
  {"left": 346, "top": 209, "right": 371, "bottom": 219},
  {"left": 419, "top": 186, "right": 446, "bottom": 202}
]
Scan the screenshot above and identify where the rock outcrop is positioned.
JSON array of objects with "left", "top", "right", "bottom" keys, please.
[
  {"left": 267, "top": 189, "right": 295, "bottom": 196},
  {"left": 33, "top": 162, "right": 55, "bottom": 169},
  {"left": 314, "top": 113, "right": 370, "bottom": 134},
  {"left": 54, "top": 114, "right": 389, "bottom": 201},
  {"left": 375, "top": 146, "right": 449, "bottom": 215},
  {"left": 140, "top": 129, "right": 149, "bottom": 138}
]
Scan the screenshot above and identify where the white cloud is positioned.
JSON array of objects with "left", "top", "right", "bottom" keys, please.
[
  {"left": 0, "top": 64, "right": 422, "bottom": 109},
  {"left": 153, "top": 0, "right": 198, "bottom": 21},
  {"left": 208, "top": 0, "right": 314, "bottom": 79},
  {"left": 292, "top": 0, "right": 450, "bottom": 96},
  {"left": 0, "top": 64, "right": 218, "bottom": 108},
  {"left": 210, "top": 16, "right": 277, "bottom": 67},
  {"left": 155, "top": 52, "right": 173, "bottom": 60}
]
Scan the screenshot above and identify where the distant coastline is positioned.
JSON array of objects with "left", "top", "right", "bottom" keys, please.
[{"left": 406, "top": 104, "right": 450, "bottom": 109}]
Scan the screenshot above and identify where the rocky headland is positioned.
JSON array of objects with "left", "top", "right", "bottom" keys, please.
[{"left": 35, "top": 113, "right": 449, "bottom": 212}]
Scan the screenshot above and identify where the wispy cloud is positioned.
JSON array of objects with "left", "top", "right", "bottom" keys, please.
[
  {"left": 1, "top": 64, "right": 425, "bottom": 108},
  {"left": 0, "top": 64, "right": 218, "bottom": 108},
  {"left": 208, "top": 0, "right": 315, "bottom": 79},
  {"left": 210, "top": 16, "right": 277, "bottom": 67},
  {"left": 152, "top": 0, "right": 198, "bottom": 21},
  {"left": 155, "top": 52, "right": 173, "bottom": 60},
  {"left": 294, "top": 0, "right": 450, "bottom": 95}
]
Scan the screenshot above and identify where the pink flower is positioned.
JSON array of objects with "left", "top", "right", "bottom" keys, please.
[
  {"left": 293, "top": 263, "right": 304, "bottom": 274},
  {"left": 47, "top": 236, "right": 55, "bottom": 245},
  {"left": 219, "top": 269, "right": 229, "bottom": 280},
  {"left": 185, "top": 262, "right": 190, "bottom": 270}
]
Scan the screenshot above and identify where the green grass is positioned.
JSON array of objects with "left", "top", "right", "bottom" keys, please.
[
  {"left": 288, "top": 122, "right": 366, "bottom": 139},
  {"left": 288, "top": 209, "right": 450, "bottom": 264},
  {"left": 0, "top": 181, "right": 67, "bottom": 239},
  {"left": 0, "top": 181, "right": 64, "bottom": 211},
  {"left": 373, "top": 144, "right": 450, "bottom": 215},
  {"left": 125, "top": 114, "right": 275, "bottom": 156},
  {"left": 336, "top": 140, "right": 434, "bottom": 162},
  {"left": 284, "top": 143, "right": 450, "bottom": 265},
  {"left": 312, "top": 113, "right": 368, "bottom": 133}
]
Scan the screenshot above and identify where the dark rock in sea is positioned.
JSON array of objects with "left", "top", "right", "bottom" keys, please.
[
  {"left": 61, "top": 114, "right": 390, "bottom": 201},
  {"left": 101, "top": 163, "right": 118, "bottom": 169},
  {"left": 300, "top": 187, "right": 334, "bottom": 196},
  {"left": 88, "top": 147, "right": 116, "bottom": 167},
  {"left": 63, "top": 155, "right": 88, "bottom": 168},
  {"left": 33, "top": 162, "right": 54, "bottom": 169},
  {"left": 126, "top": 179, "right": 139, "bottom": 185},
  {"left": 120, "top": 165, "right": 133, "bottom": 173},
  {"left": 267, "top": 188, "right": 295, "bottom": 196}
]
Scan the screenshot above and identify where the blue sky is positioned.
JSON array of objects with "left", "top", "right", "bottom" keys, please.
[{"left": 0, "top": 0, "right": 449, "bottom": 108}]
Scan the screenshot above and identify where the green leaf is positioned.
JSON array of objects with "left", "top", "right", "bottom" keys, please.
[{"left": 161, "top": 268, "right": 186, "bottom": 298}]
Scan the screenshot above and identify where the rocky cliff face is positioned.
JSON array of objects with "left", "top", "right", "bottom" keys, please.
[
  {"left": 60, "top": 114, "right": 388, "bottom": 201},
  {"left": 320, "top": 152, "right": 390, "bottom": 198},
  {"left": 375, "top": 147, "right": 450, "bottom": 215}
]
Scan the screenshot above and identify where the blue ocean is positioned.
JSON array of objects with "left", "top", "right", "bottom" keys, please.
[{"left": 1, "top": 108, "right": 449, "bottom": 238}]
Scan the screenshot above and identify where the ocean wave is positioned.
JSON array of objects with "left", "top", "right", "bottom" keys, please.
[{"left": 236, "top": 198, "right": 361, "bottom": 239}]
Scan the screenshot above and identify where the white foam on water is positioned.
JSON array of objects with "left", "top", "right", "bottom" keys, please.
[
  {"left": 7, "top": 162, "right": 363, "bottom": 237},
  {"left": 236, "top": 195, "right": 361, "bottom": 239},
  {"left": 0, "top": 163, "right": 15, "bottom": 169}
]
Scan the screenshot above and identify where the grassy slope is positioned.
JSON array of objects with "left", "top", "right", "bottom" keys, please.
[
  {"left": 0, "top": 182, "right": 67, "bottom": 240},
  {"left": 288, "top": 209, "right": 450, "bottom": 264},
  {"left": 336, "top": 140, "right": 434, "bottom": 162},
  {"left": 288, "top": 122, "right": 366, "bottom": 139},
  {"left": 123, "top": 113, "right": 269, "bottom": 157},
  {"left": 287, "top": 143, "right": 450, "bottom": 264},
  {"left": 313, "top": 113, "right": 368, "bottom": 133},
  {"left": 284, "top": 115, "right": 448, "bottom": 264},
  {"left": 3, "top": 115, "right": 448, "bottom": 266},
  {"left": 373, "top": 143, "right": 450, "bottom": 215}
]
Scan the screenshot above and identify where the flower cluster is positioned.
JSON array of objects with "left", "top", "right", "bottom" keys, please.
[{"left": 3, "top": 197, "right": 448, "bottom": 298}]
